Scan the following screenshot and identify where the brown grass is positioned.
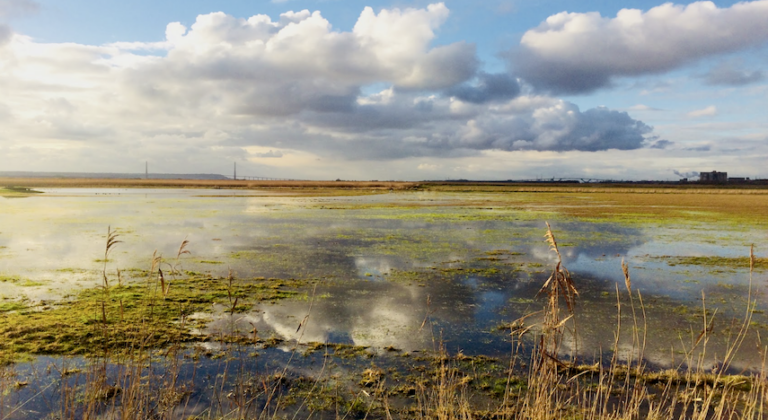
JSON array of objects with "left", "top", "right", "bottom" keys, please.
[
  {"left": 423, "top": 185, "right": 768, "bottom": 221},
  {"left": 1, "top": 222, "right": 767, "bottom": 419},
  {"left": 0, "top": 177, "right": 420, "bottom": 190},
  {"left": 557, "top": 192, "right": 768, "bottom": 220},
  {"left": 410, "top": 225, "right": 768, "bottom": 420},
  {"left": 424, "top": 182, "right": 768, "bottom": 193}
]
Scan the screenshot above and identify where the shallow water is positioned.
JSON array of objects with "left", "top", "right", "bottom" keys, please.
[{"left": 1, "top": 188, "right": 766, "bottom": 373}]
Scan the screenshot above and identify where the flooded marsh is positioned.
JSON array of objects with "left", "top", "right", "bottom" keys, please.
[{"left": 1, "top": 185, "right": 767, "bottom": 418}]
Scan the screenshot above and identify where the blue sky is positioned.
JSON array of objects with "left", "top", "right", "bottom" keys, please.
[{"left": 1, "top": 0, "right": 766, "bottom": 180}]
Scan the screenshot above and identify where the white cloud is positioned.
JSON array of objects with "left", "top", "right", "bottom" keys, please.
[
  {"left": 0, "top": 3, "right": 662, "bottom": 178},
  {"left": 147, "top": 3, "right": 474, "bottom": 92},
  {"left": 514, "top": 0, "right": 768, "bottom": 93},
  {"left": 687, "top": 105, "right": 718, "bottom": 118}
]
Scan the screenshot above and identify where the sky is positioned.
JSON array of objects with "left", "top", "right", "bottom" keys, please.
[{"left": 0, "top": 0, "right": 766, "bottom": 180}]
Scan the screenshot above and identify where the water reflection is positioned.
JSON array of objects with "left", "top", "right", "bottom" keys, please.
[{"left": 0, "top": 188, "right": 765, "bottom": 371}]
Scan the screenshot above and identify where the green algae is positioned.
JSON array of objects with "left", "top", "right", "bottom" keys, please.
[
  {"left": 0, "top": 274, "right": 306, "bottom": 365},
  {"left": 0, "top": 301, "right": 27, "bottom": 313},
  {"left": 303, "top": 342, "right": 372, "bottom": 358},
  {"left": 0, "top": 275, "right": 46, "bottom": 287},
  {"left": 196, "top": 260, "right": 224, "bottom": 264},
  {"left": 652, "top": 255, "right": 768, "bottom": 270},
  {"left": 485, "top": 250, "right": 525, "bottom": 256},
  {"left": 2, "top": 187, "right": 766, "bottom": 368},
  {"left": 0, "top": 187, "right": 43, "bottom": 197},
  {"left": 55, "top": 268, "right": 91, "bottom": 274},
  {"left": 1, "top": 186, "right": 766, "bottom": 418}
]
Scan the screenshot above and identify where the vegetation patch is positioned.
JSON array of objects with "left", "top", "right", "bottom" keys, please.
[
  {"left": 0, "top": 275, "right": 46, "bottom": 287},
  {"left": 0, "top": 274, "right": 306, "bottom": 365},
  {"left": 0, "top": 301, "right": 27, "bottom": 313},
  {"left": 196, "top": 259, "right": 225, "bottom": 264},
  {"left": 0, "top": 186, "right": 44, "bottom": 197},
  {"left": 651, "top": 255, "right": 768, "bottom": 270}
]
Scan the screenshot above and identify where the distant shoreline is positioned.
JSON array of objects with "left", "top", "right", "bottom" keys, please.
[
  {"left": 0, "top": 171, "right": 230, "bottom": 180},
  {"left": 0, "top": 177, "right": 420, "bottom": 190},
  {"left": 3, "top": 177, "right": 768, "bottom": 192}
]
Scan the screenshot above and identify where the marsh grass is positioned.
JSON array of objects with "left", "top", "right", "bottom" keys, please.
[
  {"left": 0, "top": 178, "right": 418, "bottom": 191},
  {"left": 1, "top": 224, "right": 767, "bottom": 419},
  {"left": 407, "top": 224, "right": 768, "bottom": 420},
  {"left": 654, "top": 255, "right": 768, "bottom": 270},
  {"left": 0, "top": 186, "right": 43, "bottom": 197}
]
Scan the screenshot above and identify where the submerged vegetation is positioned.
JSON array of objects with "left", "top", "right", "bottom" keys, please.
[
  {"left": 0, "top": 223, "right": 766, "bottom": 419},
  {"left": 652, "top": 255, "right": 768, "bottom": 269},
  {"left": 1, "top": 184, "right": 768, "bottom": 418}
]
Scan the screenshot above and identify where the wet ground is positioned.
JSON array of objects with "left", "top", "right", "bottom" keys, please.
[{"left": 1, "top": 187, "right": 767, "bottom": 417}]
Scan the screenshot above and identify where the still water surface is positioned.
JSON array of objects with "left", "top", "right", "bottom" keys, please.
[{"left": 0, "top": 188, "right": 765, "bottom": 371}]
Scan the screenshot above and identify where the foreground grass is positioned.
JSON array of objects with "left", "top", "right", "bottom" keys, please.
[{"left": 0, "top": 223, "right": 766, "bottom": 419}]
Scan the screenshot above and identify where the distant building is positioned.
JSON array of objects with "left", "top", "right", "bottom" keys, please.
[
  {"left": 729, "top": 177, "right": 751, "bottom": 183},
  {"left": 699, "top": 171, "right": 728, "bottom": 183}
]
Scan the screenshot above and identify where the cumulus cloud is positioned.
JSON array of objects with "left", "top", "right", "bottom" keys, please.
[
  {"left": 687, "top": 105, "right": 718, "bottom": 118},
  {"left": 495, "top": 104, "right": 652, "bottom": 152},
  {"left": 0, "top": 0, "right": 39, "bottom": 18},
  {"left": 157, "top": 3, "right": 474, "bottom": 91},
  {"left": 107, "top": 4, "right": 477, "bottom": 121},
  {"left": 0, "top": 3, "right": 661, "bottom": 176},
  {"left": 513, "top": 1, "right": 768, "bottom": 94},
  {"left": 700, "top": 61, "right": 764, "bottom": 86},
  {"left": 279, "top": 95, "right": 654, "bottom": 159},
  {"left": 445, "top": 72, "right": 520, "bottom": 103}
]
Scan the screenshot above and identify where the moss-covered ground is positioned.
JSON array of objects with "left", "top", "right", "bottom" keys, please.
[
  {"left": 1, "top": 184, "right": 767, "bottom": 417},
  {"left": 0, "top": 273, "right": 308, "bottom": 365}
]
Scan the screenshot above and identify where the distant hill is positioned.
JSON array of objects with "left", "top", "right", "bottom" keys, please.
[{"left": 0, "top": 171, "right": 230, "bottom": 180}]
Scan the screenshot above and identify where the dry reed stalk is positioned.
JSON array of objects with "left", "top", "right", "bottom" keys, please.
[
  {"left": 496, "top": 229, "right": 768, "bottom": 420},
  {"left": 8, "top": 224, "right": 768, "bottom": 420},
  {"left": 158, "top": 268, "right": 167, "bottom": 298},
  {"left": 176, "top": 237, "right": 191, "bottom": 263},
  {"left": 102, "top": 226, "right": 122, "bottom": 290},
  {"left": 498, "top": 222, "right": 582, "bottom": 420},
  {"left": 226, "top": 269, "right": 239, "bottom": 315},
  {"left": 245, "top": 283, "right": 320, "bottom": 420},
  {"left": 537, "top": 222, "right": 578, "bottom": 366},
  {"left": 414, "top": 344, "right": 473, "bottom": 420}
]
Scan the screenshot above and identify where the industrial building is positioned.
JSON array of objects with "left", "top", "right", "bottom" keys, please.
[{"left": 699, "top": 171, "right": 728, "bottom": 182}]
